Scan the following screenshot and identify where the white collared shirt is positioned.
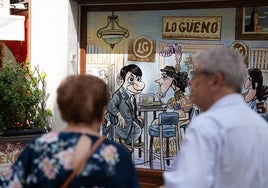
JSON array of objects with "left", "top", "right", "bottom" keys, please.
[{"left": 164, "top": 94, "right": 268, "bottom": 188}]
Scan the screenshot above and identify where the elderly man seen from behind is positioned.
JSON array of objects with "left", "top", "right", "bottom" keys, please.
[{"left": 163, "top": 46, "right": 268, "bottom": 188}]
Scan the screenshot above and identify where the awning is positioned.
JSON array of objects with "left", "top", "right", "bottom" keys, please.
[
  {"left": 0, "top": 0, "right": 25, "bottom": 41},
  {"left": 0, "top": 15, "right": 25, "bottom": 41}
]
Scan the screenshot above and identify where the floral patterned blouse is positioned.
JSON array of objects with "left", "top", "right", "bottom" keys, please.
[{"left": 0, "top": 132, "right": 140, "bottom": 188}]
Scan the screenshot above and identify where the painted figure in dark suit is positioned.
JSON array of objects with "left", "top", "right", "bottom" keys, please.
[{"left": 107, "top": 64, "right": 145, "bottom": 147}]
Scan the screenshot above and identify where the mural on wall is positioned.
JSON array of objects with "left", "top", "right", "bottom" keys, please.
[
  {"left": 86, "top": 9, "right": 268, "bottom": 169},
  {"left": 102, "top": 64, "right": 145, "bottom": 152}
]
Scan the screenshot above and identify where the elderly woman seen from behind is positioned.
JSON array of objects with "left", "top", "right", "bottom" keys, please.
[{"left": 0, "top": 74, "right": 140, "bottom": 188}]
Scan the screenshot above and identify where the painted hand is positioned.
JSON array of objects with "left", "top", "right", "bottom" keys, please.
[{"left": 118, "top": 114, "right": 126, "bottom": 128}]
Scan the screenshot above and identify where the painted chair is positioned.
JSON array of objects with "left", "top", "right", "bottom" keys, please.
[{"left": 148, "top": 112, "right": 179, "bottom": 170}]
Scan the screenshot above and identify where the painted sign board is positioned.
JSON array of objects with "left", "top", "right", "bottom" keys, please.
[{"left": 162, "top": 16, "right": 222, "bottom": 40}]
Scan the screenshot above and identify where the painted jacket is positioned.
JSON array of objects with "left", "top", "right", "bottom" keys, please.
[{"left": 107, "top": 87, "right": 142, "bottom": 141}]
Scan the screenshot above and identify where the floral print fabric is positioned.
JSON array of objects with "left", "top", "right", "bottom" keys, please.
[{"left": 0, "top": 132, "right": 140, "bottom": 188}]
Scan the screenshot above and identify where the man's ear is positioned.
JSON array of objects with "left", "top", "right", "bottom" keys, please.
[
  {"left": 210, "top": 73, "right": 224, "bottom": 91},
  {"left": 116, "top": 74, "right": 124, "bottom": 86},
  {"left": 211, "top": 73, "right": 222, "bottom": 84}
]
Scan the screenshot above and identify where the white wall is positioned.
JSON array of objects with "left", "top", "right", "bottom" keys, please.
[{"left": 30, "top": 0, "right": 79, "bottom": 131}]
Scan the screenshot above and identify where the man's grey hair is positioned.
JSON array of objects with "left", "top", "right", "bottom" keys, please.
[{"left": 193, "top": 46, "right": 247, "bottom": 92}]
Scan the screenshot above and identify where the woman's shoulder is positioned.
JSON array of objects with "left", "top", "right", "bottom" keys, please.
[
  {"left": 34, "top": 131, "right": 75, "bottom": 140},
  {"left": 28, "top": 131, "right": 83, "bottom": 148},
  {"left": 32, "top": 133, "right": 131, "bottom": 156}
]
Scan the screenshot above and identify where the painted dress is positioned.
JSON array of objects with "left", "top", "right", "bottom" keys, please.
[{"left": 0, "top": 132, "right": 140, "bottom": 188}]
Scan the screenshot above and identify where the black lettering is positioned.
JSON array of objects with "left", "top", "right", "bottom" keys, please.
[
  {"left": 165, "top": 22, "right": 177, "bottom": 32},
  {"left": 175, "top": 20, "right": 219, "bottom": 34},
  {"left": 186, "top": 22, "right": 194, "bottom": 32},
  {"left": 179, "top": 22, "right": 186, "bottom": 32},
  {"left": 211, "top": 22, "right": 218, "bottom": 33},
  {"left": 193, "top": 22, "right": 201, "bottom": 33},
  {"left": 171, "top": 23, "right": 177, "bottom": 32},
  {"left": 201, "top": 22, "right": 210, "bottom": 33},
  {"left": 165, "top": 22, "right": 171, "bottom": 32}
]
